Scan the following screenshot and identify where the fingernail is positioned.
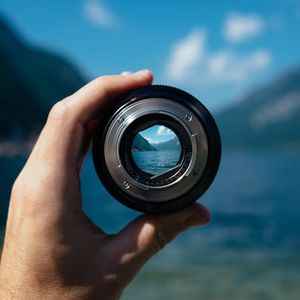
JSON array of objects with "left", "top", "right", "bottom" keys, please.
[
  {"left": 134, "top": 69, "right": 150, "bottom": 76},
  {"left": 121, "top": 71, "right": 133, "bottom": 76}
]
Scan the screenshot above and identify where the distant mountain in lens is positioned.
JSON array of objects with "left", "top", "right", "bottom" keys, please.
[
  {"left": 132, "top": 134, "right": 157, "bottom": 151},
  {"left": 216, "top": 66, "right": 300, "bottom": 150},
  {"left": 132, "top": 135, "right": 181, "bottom": 152},
  {"left": 154, "top": 137, "right": 181, "bottom": 151},
  {"left": 0, "top": 15, "right": 86, "bottom": 139}
]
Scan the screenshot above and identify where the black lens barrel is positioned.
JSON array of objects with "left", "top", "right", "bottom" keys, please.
[{"left": 92, "top": 85, "right": 221, "bottom": 213}]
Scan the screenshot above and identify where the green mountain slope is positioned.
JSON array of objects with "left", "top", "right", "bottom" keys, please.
[
  {"left": 0, "top": 16, "right": 86, "bottom": 138},
  {"left": 132, "top": 134, "right": 157, "bottom": 151},
  {"left": 216, "top": 66, "right": 300, "bottom": 149}
]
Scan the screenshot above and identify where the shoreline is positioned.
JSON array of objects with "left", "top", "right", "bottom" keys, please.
[
  {"left": 0, "top": 138, "right": 36, "bottom": 158},
  {"left": 1, "top": 138, "right": 300, "bottom": 158}
]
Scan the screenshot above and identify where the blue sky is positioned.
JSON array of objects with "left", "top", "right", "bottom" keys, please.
[{"left": 1, "top": 0, "right": 300, "bottom": 110}]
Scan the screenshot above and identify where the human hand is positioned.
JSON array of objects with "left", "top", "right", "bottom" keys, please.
[{"left": 0, "top": 70, "right": 210, "bottom": 300}]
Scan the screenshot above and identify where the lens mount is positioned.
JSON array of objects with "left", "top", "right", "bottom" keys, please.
[{"left": 92, "top": 85, "right": 221, "bottom": 213}]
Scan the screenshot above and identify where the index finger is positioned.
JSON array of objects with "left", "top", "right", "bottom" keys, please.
[
  {"left": 50, "top": 70, "right": 153, "bottom": 125},
  {"left": 30, "top": 70, "right": 153, "bottom": 169}
]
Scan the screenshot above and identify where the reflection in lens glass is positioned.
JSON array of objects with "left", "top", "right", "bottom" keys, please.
[{"left": 131, "top": 125, "right": 182, "bottom": 175}]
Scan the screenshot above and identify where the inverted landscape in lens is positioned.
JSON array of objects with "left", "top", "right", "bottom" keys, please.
[{"left": 131, "top": 125, "right": 182, "bottom": 176}]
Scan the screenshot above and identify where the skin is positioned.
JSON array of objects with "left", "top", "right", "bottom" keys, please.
[{"left": 0, "top": 70, "right": 210, "bottom": 300}]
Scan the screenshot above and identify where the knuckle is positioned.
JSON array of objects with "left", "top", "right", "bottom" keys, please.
[
  {"left": 11, "top": 169, "right": 55, "bottom": 218},
  {"left": 11, "top": 169, "right": 27, "bottom": 195},
  {"left": 95, "top": 76, "right": 110, "bottom": 93},
  {"left": 147, "top": 219, "right": 186, "bottom": 252},
  {"left": 11, "top": 177, "right": 22, "bottom": 196},
  {"left": 143, "top": 221, "right": 170, "bottom": 251},
  {"left": 139, "top": 219, "right": 172, "bottom": 252},
  {"left": 154, "top": 227, "right": 169, "bottom": 250},
  {"left": 48, "top": 99, "right": 70, "bottom": 122},
  {"left": 97, "top": 75, "right": 109, "bottom": 85}
]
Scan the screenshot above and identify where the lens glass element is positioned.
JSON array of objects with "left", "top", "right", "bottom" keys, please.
[{"left": 131, "top": 125, "right": 182, "bottom": 175}]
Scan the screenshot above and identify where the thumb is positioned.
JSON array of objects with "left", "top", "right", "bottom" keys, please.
[{"left": 110, "top": 203, "right": 210, "bottom": 280}]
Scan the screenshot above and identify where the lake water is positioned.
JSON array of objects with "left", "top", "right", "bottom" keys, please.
[
  {"left": 1, "top": 151, "right": 300, "bottom": 299},
  {"left": 132, "top": 150, "right": 181, "bottom": 174}
]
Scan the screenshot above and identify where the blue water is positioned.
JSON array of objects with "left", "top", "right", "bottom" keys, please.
[
  {"left": 132, "top": 150, "right": 181, "bottom": 175},
  {"left": 1, "top": 151, "right": 300, "bottom": 299}
]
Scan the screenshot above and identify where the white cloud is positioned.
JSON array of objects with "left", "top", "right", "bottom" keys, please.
[
  {"left": 165, "top": 28, "right": 271, "bottom": 86},
  {"left": 224, "top": 12, "right": 264, "bottom": 43},
  {"left": 84, "top": 0, "right": 118, "bottom": 28},
  {"left": 207, "top": 49, "right": 271, "bottom": 82},
  {"left": 144, "top": 136, "right": 165, "bottom": 144},
  {"left": 157, "top": 126, "right": 175, "bottom": 136},
  {"left": 165, "top": 28, "right": 206, "bottom": 81}
]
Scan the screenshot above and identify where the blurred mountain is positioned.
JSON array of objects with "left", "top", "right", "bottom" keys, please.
[
  {"left": 217, "top": 66, "right": 300, "bottom": 150},
  {"left": 0, "top": 16, "right": 86, "bottom": 138},
  {"left": 132, "top": 134, "right": 157, "bottom": 151},
  {"left": 154, "top": 137, "right": 181, "bottom": 151}
]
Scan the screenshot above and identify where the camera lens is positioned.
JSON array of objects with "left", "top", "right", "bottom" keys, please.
[{"left": 92, "top": 85, "right": 221, "bottom": 213}]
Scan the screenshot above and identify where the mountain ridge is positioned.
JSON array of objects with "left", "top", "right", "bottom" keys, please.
[
  {"left": 0, "top": 16, "right": 86, "bottom": 139},
  {"left": 1, "top": 15, "right": 300, "bottom": 151},
  {"left": 132, "top": 134, "right": 157, "bottom": 151},
  {"left": 154, "top": 137, "right": 181, "bottom": 151},
  {"left": 216, "top": 65, "right": 300, "bottom": 150}
]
